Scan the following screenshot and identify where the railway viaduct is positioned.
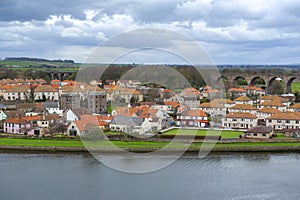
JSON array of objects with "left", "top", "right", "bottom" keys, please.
[
  {"left": 46, "top": 71, "right": 74, "bottom": 81},
  {"left": 214, "top": 71, "right": 299, "bottom": 94}
]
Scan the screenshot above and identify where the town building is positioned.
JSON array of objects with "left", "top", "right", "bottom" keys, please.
[
  {"left": 34, "top": 85, "right": 59, "bottom": 101},
  {"left": 87, "top": 92, "right": 107, "bottom": 114},
  {"left": 242, "top": 125, "right": 273, "bottom": 139},
  {"left": 3, "top": 85, "right": 31, "bottom": 101},
  {"left": 176, "top": 109, "right": 208, "bottom": 127},
  {"left": 266, "top": 112, "right": 300, "bottom": 131},
  {"left": 222, "top": 112, "right": 257, "bottom": 129}
]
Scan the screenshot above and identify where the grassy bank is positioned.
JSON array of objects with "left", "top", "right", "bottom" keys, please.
[
  {"left": 163, "top": 129, "right": 242, "bottom": 138},
  {"left": 0, "top": 138, "right": 184, "bottom": 149},
  {"left": 1, "top": 138, "right": 300, "bottom": 150}
]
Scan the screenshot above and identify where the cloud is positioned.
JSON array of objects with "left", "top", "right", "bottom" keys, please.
[{"left": 0, "top": 0, "right": 300, "bottom": 64}]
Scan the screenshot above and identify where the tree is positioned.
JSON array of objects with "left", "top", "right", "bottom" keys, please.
[
  {"left": 269, "top": 80, "right": 284, "bottom": 95},
  {"left": 50, "top": 122, "right": 68, "bottom": 135},
  {"left": 20, "top": 124, "right": 32, "bottom": 139},
  {"left": 130, "top": 96, "right": 138, "bottom": 107},
  {"left": 295, "top": 91, "right": 300, "bottom": 102}
]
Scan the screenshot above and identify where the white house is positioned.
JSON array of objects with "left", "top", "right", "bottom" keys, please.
[
  {"left": 109, "top": 116, "right": 144, "bottom": 133},
  {"left": 63, "top": 109, "right": 79, "bottom": 122},
  {"left": 234, "top": 96, "right": 253, "bottom": 105},
  {"left": 266, "top": 112, "right": 300, "bottom": 131},
  {"left": 4, "top": 85, "right": 31, "bottom": 101},
  {"left": 222, "top": 112, "right": 258, "bottom": 129},
  {"left": 42, "top": 102, "right": 63, "bottom": 116},
  {"left": 34, "top": 85, "right": 59, "bottom": 101}
]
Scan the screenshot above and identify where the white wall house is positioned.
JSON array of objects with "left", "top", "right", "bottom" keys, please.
[
  {"left": 4, "top": 85, "right": 31, "bottom": 101},
  {"left": 222, "top": 112, "right": 258, "bottom": 129},
  {"left": 34, "top": 85, "right": 59, "bottom": 101},
  {"left": 266, "top": 112, "right": 300, "bottom": 131},
  {"left": 64, "top": 109, "right": 79, "bottom": 122}
]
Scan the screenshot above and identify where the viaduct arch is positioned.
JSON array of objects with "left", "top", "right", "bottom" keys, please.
[
  {"left": 46, "top": 72, "right": 74, "bottom": 81},
  {"left": 213, "top": 71, "right": 299, "bottom": 94}
]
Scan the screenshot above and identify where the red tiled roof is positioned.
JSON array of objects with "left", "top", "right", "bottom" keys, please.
[
  {"left": 230, "top": 104, "right": 257, "bottom": 110},
  {"left": 225, "top": 112, "right": 257, "bottom": 119},
  {"left": 164, "top": 101, "right": 180, "bottom": 108},
  {"left": 35, "top": 85, "right": 58, "bottom": 92},
  {"left": 234, "top": 96, "right": 252, "bottom": 101},
  {"left": 5, "top": 115, "right": 41, "bottom": 124},
  {"left": 267, "top": 112, "right": 300, "bottom": 120},
  {"left": 228, "top": 88, "right": 246, "bottom": 92}
]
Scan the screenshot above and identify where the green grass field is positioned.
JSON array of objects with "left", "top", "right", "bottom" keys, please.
[
  {"left": 0, "top": 138, "right": 300, "bottom": 149},
  {"left": 0, "top": 60, "right": 80, "bottom": 68},
  {"left": 292, "top": 82, "right": 300, "bottom": 93},
  {"left": 0, "top": 138, "right": 184, "bottom": 149},
  {"left": 163, "top": 129, "right": 243, "bottom": 138}
]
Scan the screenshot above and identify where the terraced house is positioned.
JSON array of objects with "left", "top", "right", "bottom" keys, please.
[
  {"left": 34, "top": 85, "right": 59, "bottom": 101},
  {"left": 228, "top": 104, "right": 258, "bottom": 115},
  {"left": 222, "top": 112, "right": 257, "bottom": 129},
  {"left": 266, "top": 112, "right": 300, "bottom": 131},
  {"left": 3, "top": 85, "right": 31, "bottom": 101}
]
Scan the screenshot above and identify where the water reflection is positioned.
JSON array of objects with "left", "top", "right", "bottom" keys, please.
[{"left": 1, "top": 153, "right": 300, "bottom": 200}]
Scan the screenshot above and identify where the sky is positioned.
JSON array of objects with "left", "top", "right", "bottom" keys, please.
[{"left": 1, "top": 0, "right": 300, "bottom": 64}]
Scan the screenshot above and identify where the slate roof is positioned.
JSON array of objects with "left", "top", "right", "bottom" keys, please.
[
  {"left": 245, "top": 125, "right": 273, "bottom": 133},
  {"left": 110, "top": 116, "right": 144, "bottom": 126},
  {"left": 43, "top": 102, "right": 59, "bottom": 109}
]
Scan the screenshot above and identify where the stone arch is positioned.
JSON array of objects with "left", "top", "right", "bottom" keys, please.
[
  {"left": 268, "top": 77, "right": 284, "bottom": 95},
  {"left": 286, "top": 77, "right": 297, "bottom": 94},
  {"left": 250, "top": 76, "right": 266, "bottom": 86},
  {"left": 52, "top": 73, "right": 59, "bottom": 80},
  {"left": 233, "top": 76, "right": 248, "bottom": 87},
  {"left": 215, "top": 75, "right": 229, "bottom": 83},
  {"left": 215, "top": 76, "right": 230, "bottom": 90}
]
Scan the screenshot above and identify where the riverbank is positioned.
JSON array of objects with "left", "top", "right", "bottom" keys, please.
[{"left": 2, "top": 138, "right": 300, "bottom": 153}]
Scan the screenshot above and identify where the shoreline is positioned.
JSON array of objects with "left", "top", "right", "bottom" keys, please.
[{"left": 2, "top": 145, "right": 300, "bottom": 154}]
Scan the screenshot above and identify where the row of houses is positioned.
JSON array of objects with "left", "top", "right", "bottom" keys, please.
[{"left": 0, "top": 77, "right": 299, "bottom": 138}]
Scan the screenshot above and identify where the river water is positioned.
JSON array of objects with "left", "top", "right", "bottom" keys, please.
[{"left": 1, "top": 152, "right": 300, "bottom": 200}]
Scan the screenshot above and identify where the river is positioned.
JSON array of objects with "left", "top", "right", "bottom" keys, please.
[{"left": 0, "top": 152, "right": 300, "bottom": 200}]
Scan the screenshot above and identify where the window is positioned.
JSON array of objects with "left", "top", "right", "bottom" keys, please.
[
  {"left": 254, "top": 133, "right": 257, "bottom": 136},
  {"left": 262, "top": 133, "right": 266, "bottom": 137},
  {"left": 286, "top": 120, "right": 290, "bottom": 124},
  {"left": 296, "top": 121, "right": 299, "bottom": 124},
  {"left": 277, "top": 120, "right": 281, "bottom": 123},
  {"left": 268, "top": 120, "right": 272, "bottom": 123}
]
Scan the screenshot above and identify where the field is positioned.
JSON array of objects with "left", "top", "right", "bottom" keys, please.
[
  {"left": 292, "top": 82, "right": 300, "bottom": 93},
  {"left": 163, "top": 129, "right": 243, "bottom": 138},
  {"left": 0, "top": 60, "right": 80, "bottom": 72},
  {"left": 0, "top": 138, "right": 183, "bottom": 148},
  {"left": 1, "top": 138, "right": 300, "bottom": 150}
]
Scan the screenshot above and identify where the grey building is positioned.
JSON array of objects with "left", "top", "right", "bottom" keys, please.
[
  {"left": 88, "top": 92, "right": 107, "bottom": 114},
  {"left": 60, "top": 93, "right": 81, "bottom": 110}
]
